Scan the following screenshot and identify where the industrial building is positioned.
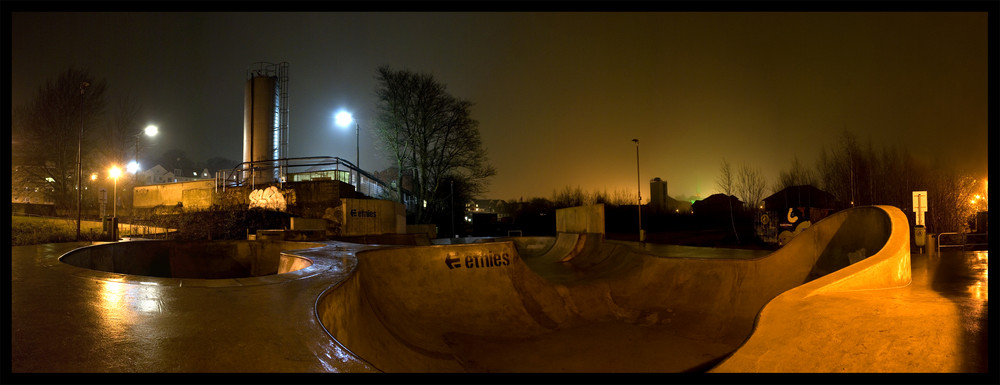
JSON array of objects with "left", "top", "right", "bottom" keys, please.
[{"left": 132, "top": 62, "right": 413, "bottom": 238}]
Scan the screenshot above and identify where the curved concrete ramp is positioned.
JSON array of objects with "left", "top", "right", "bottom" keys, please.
[{"left": 318, "top": 206, "right": 910, "bottom": 372}]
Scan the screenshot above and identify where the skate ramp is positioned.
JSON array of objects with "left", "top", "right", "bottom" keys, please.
[
  {"left": 58, "top": 240, "right": 321, "bottom": 279},
  {"left": 317, "top": 206, "right": 910, "bottom": 372}
]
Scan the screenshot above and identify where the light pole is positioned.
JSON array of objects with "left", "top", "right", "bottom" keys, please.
[
  {"left": 109, "top": 166, "right": 122, "bottom": 241},
  {"left": 76, "top": 81, "right": 89, "bottom": 241},
  {"left": 451, "top": 180, "right": 455, "bottom": 238},
  {"left": 129, "top": 125, "right": 158, "bottom": 214},
  {"left": 109, "top": 166, "right": 121, "bottom": 218},
  {"left": 632, "top": 139, "right": 644, "bottom": 242},
  {"left": 334, "top": 111, "right": 360, "bottom": 169},
  {"left": 131, "top": 125, "right": 158, "bottom": 181}
]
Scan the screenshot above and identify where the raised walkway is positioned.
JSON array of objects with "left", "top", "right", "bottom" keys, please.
[{"left": 8, "top": 206, "right": 992, "bottom": 376}]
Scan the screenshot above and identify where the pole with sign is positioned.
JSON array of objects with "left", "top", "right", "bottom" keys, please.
[
  {"left": 912, "top": 191, "right": 927, "bottom": 226},
  {"left": 913, "top": 191, "right": 928, "bottom": 253}
]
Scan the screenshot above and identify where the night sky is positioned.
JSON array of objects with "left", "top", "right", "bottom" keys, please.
[{"left": 10, "top": 6, "right": 991, "bottom": 202}]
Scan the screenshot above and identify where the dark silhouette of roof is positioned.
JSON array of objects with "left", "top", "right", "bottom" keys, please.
[
  {"left": 763, "top": 185, "right": 837, "bottom": 210},
  {"left": 692, "top": 194, "right": 743, "bottom": 216}
]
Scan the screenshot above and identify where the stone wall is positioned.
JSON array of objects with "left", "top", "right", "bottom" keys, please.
[{"left": 134, "top": 180, "right": 216, "bottom": 209}]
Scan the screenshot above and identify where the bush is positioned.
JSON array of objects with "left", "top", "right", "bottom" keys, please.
[{"left": 157, "top": 208, "right": 292, "bottom": 240}]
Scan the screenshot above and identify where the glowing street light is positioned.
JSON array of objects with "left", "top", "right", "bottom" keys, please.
[
  {"left": 134, "top": 124, "right": 158, "bottom": 178},
  {"left": 335, "top": 111, "right": 360, "bottom": 169}
]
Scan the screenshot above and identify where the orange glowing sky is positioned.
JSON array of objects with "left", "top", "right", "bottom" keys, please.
[{"left": 10, "top": 6, "right": 991, "bottom": 201}]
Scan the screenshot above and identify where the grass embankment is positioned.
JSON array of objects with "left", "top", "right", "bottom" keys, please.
[{"left": 10, "top": 216, "right": 171, "bottom": 246}]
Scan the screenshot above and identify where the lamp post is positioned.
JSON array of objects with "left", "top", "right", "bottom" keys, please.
[
  {"left": 334, "top": 111, "right": 360, "bottom": 169},
  {"left": 131, "top": 125, "right": 158, "bottom": 181},
  {"left": 632, "top": 138, "right": 644, "bottom": 242},
  {"left": 129, "top": 125, "right": 158, "bottom": 214},
  {"left": 108, "top": 166, "right": 123, "bottom": 241},
  {"left": 109, "top": 166, "right": 121, "bottom": 218},
  {"left": 76, "top": 81, "right": 89, "bottom": 241}
]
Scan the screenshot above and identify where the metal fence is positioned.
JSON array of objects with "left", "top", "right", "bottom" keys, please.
[
  {"left": 215, "top": 156, "right": 419, "bottom": 211},
  {"left": 937, "top": 232, "right": 989, "bottom": 253}
]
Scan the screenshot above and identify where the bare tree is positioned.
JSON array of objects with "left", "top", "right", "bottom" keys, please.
[
  {"left": 716, "top": 159, "right": 734, "bottom": 197},
  {"left": 13, "top": 68, "right": 107, "bottom": 211},
  {"left": 716, "top": 159, "right": 739, "bottom": 243},
  {"left": 552, "top": 185, "right": 588, "bottom": 208},
  {"left": 817, "top": 130, "right": 868, "bottom": 207},
  {"left": 100, "top": 91, "right": 144, "bottom": 169},
  {"left": 608, "top": 188, "right": 636, "bottom": 206},
  {"left": 372, "top": 66, "right": 496, "bottom": 224},
  {"left": 926, "top": 169, "right": 979, "bottom": 233},
  {"left": 96, "top": 92, "right": 144, "bottom": 214},
  {"left": 372, "top": 66, "right": 417, "bottom": 204},
  {"left": 736, "top": 162, "right": 767, "bottom": 210},
  {"left": 773, "top": 155, "right": 817, "bottom": 193}
]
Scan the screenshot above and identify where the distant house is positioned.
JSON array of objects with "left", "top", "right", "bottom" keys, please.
[
  {"left": 468, "top": 199, "right": 503, "bottom": 214},
  {"left": 692, "top": 194, "right": 743, "bottom": 218},
  {"left": 758, "top": 185, "right": 840, "bottom": 245},
  {"left": 762, "top": 185, "right": 839, "bottom": 226},
  {"left": 139, "top": 165, "right": 211, "bottom": 185},
  {"left": 139, "top": 165, "right": 174, "bottom": 185},
  {"left": 172, "top": 167, "right": 212, "bottom": 183}
]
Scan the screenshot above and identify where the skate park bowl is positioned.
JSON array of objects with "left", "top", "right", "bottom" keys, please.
[
  {"left": 59, "top": 240, "right": 322, "bottom": 279},
  {"left": 317, "top": 205, "right": 911, "bottom": 372}
]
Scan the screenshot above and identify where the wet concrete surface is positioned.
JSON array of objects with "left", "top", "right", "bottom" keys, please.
[
  {"left": 712, "top": 248, "right": 990, "bottom": 373},
  {"left": 10, "top": 241, "right": 378, "bottom": 373},
  {"left": 9, "top": 238, "right": 991, "bottom": 374},
  {"left": 924, "top": 249, "right": 989, "bottom": 372}
]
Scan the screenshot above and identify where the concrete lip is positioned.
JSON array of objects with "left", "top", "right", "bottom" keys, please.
[
  {"left": 57, "top": 239, "right": 328, "bottom": 287},
  {"left": 317, "top": 206, "right": 913, "bottom": 372}
]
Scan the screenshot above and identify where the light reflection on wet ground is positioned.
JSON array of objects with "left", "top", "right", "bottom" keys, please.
[{"left": 922, "top": 249, "right": 989, "bottom": 372}]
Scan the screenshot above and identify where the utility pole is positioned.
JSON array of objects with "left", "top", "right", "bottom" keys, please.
[
  {"left": 450, "top": 180, "right": 456, "bottom": 238},
  {"left": 632, "top": 139, "right": 644, "bottom": 242},
  {"left": 356, "top": 121, "right": 360, "bottom": 170},
  {"left": 76, "top": 81, "right": 89, "bottom": 241}
]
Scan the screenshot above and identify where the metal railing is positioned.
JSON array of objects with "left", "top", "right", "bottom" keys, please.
[
  {"left": 215, "top": 156, "right": 419, "bottom": 211},
  {"left": 937, "top": 232, "right": 989, "bottom": 253}
]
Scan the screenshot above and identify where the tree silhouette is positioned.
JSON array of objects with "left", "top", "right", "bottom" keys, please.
[
  {"left": 372, "top": 65, "right": 496, "bottom": 224},
  {"left": 13, "top": 68, "right": 107, "bottom": 211}
]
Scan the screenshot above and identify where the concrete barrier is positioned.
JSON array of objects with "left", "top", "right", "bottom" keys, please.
[
  {"left": 555, "top": 204, "right": 605, "bottom": 234},
  {"left": 316, "top": 205, "right": 908, "bottom": 372}
]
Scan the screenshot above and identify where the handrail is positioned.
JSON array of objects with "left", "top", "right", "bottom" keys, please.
[
  {"left": 936, "top": 232, "right": 989, "bottom": 253},
  {"left": 214, "top": 156, "right": 419, "bottom": 210}
]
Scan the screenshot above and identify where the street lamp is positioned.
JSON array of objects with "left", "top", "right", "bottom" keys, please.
[
  {"left": 76, "top": 81, "right": 89, "bottom": 241},
  {"left": 131, "top": 125, "right": 158, "bottom": 176},
  {"left": 632, "top": 138, "right": 644, "bottom": 242},
  {"left": 109, "top": 166, "right": 122, "bottom": 218},
  {"left": 130, "top": 124, "right": 158, "bottom": 211},
  {"left": 335, "top": 111, "right": 360, "bottom": 169}
]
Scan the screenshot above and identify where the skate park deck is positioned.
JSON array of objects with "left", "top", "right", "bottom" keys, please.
[{"left": 9, "top": 205, "right": 991, "bottom": 375}]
